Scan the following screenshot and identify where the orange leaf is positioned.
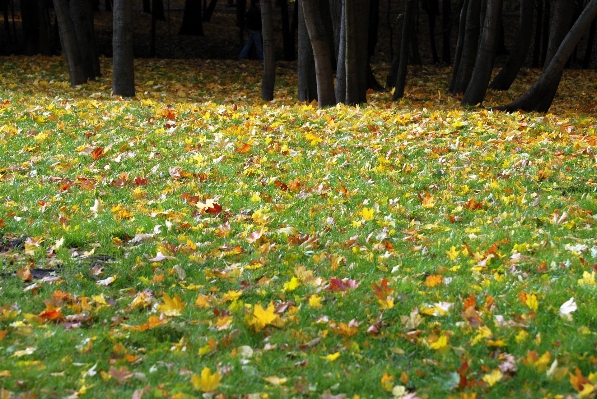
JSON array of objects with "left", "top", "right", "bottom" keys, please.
[
  {"left": 91, "top": 147, "right": 104, "bottom": 160},
  {"left": 425, "top": 274, "right": 443, "bottom": 287},
  {"left": 570, "top": 368, "right": 592, "bottom": 392},
  {"left": 38, "top": 304, "right": 63, "bottom": 322}
]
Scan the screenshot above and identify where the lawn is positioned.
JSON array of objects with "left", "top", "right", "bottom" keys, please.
[{"left": 1, "top": 55, "right": 597, "bottom": 398}]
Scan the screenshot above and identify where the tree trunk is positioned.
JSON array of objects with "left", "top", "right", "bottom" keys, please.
[
  {"left": 393, "top": 0, "right": 415, "bottom": 100},
  {"left": 410, "top": 0, "right": 422, "bottom": 64},
  {"left": 143, "top": 0, "right": 150, "bottom": 12},
  {"left": 345, "top": 0, "right": 358, "bottom": 104},
  {"left": 490, "top": 0, "right": 533, "bottom": 90},
  {"left": 355, "top": 0, "right": 369, "bottom": 102},
  {"left": 534, "top": 0, "right": 576, "bottom": 111},
  {"left": 112, "top": 0, "right": 135, "bottom": 97},
  {"left": 531, "top": 0, "right": 543, "bottom": 67},
  {"left": 461, "top": 0, "right": 503, "bottom": 106},
  {"left": 582, "top": 16, "right": 596, "bottom": 68},
  {"left": 297, "top": 0, "right": 317, "bottom": 102},
  {"left": 442, "top": 0, "right": 452, "bottom": 63},
  {"left": 53, "top": 0, "right": 87, "bottom": 86},
  {"left": 423, "top": 0, "right": 439, "bottom": 63},
  {"left": 539, "top": 0, "right": 550, "bottom": 65},
  {"left": 153, "top": 0, "right": 166, "bottom": 20},
  {"left": 261, "top": 0, "right": 276, "bottom": 100},
  {"left": 449, "top": 0, "right": 468, "bottom": 92},
  {"left": 496, "top": 0, "right": 597, "bottom": 112},
  {"left": 279, "top": 0, "right": 295, "bottom": 60},
  {"left": 179, "top": 0, "right": 204, "bottom": 36},
  {"left": 452, "top": 0, "right": 481, "bottom": 94},
  {"left": 302, "top": 0, "right": 336, "bottom": 107},
  {"left": 335, "top": 0, "right": 346, "bottom": 103},
  {"left": 37, "top": 0, "right": 53, "bottom": 55},
  {"left": 203, "top": 0, "right": 217, "bottom": 21},
  {"left": 70, "top": 0, "right": 97, "bottom": 80}
]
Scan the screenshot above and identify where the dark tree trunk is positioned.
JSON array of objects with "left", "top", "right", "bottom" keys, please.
[
  {"left": 423, "top": 0, "right": 440, "bottom": 63},
  {"left": 582, "top": 15, "right": 596, "bottom": 68},
  {"left": 366, "top": 0, "right": 383, "bottom": 91},
  {"left": 393, "top": 0, "right": 415, "bottom": 99},
  {"left": 179, "top": 0, "right": 204, "bottom": 36},
  {"left": 496, "top": 0, "right": 597, "bottom": 112},
  {"left": 2, "top": 0, "right": 12, "bottom": 46},
  {"left": 449, "top": 0, "right": 469, "bottom": 92},
  {"left": 302, "top": 0, "right": 336, "bottom": 107},
  {"left": 442, "top": 0, "right": 452, "bottom": 63},
  {"left": 531, "top": 0, "right": 543, "bottom": 67},
  {"left": 71, "top": 0, "right": 98, "bottom": 80},
  {"left": 53, "top": 0, "right": 87, "bottom": 86},
  {"left": 21, "top": 0, "right": 41, "bottom": 54},
  {"left": 112, "top": 0, "right": 135, "bottom": 97},
  {"left": 534, "top": 0, "right": 576, "bottom": 111},
  {"left": 452, "top": 0, "right": 481, "bottom": 94},
  {"left": 539, "top": 0, "right": 550, "bottom": 65},
  {"left": 297, "top": 0, "right": 317, "bottom": 102},
  {"left": 153, "top": 0, "right": 166, "bottom": 20},
  {"left": 461, "top": 0, "right": 503, "bottom": 106},
  {"left": 261, "top": 0, "right": 276, "bottom": 100},
  {"left": 143, "top": 0, "right": 150, "bottom": 12},
  {"left": 37, "top": 0, "right": 53, "bottom": 55},
  {"left": 203, "top": 0, "right": 218, "bottom": 22},
  {"left": 320, "top": 0, "right": 336, "bottom": 71},
  {"left": 236, "top": 0, "right": 247, "bottom": 46},
  {"left": 355, "top": 0, "right": 369, "bottom": 102},
  {"left": 335, "top": 0, "right": 346, "bottom": 103},
  {"left": 279, "top": 0, "right": 295, "bottom": 60},
  {"left": 490, "top": 0, "right": 533, "bottom": 90},
  {"left": 345, "top": 0, "right": 358, "bottom": 104},
  {"left": 410, "top": 0, "right": 422, "bottom": 64}
]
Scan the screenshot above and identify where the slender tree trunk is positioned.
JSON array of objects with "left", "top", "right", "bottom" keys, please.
[
  {"left": 423, "top": 0, "right": 440, "bottom": 63},
  {"left": 452, "top": 0, "right": 481, "bottom": 94},
  {"left": 462, "top": 0, "right": 503, "bottom": 106},
  {"left": 302, "top": 0, "right": 336, "bottom": 107},
  {"left": 153, "top": 0, "right": 166, "bottom": 20},
  {"left": 279, "top": 0, "right": 295, "bottom": 60},
  {"left": 496, "top": 0, "right": 597, "bottom": 112},
  {"left": 37, "top": 0, "right": 53, "bottom": 55},
  {"left": 490, "top": 0, "right": 533, "bottom": 90},
  {"left": 261, "top": 0, "right": 276, "bottom": 100},
  {"left": 410, "top": 0, "right": 422, "bottom": 64},
  {"left": 393, "top": 0, "right": 415, "bottom": 99},
  {"left": 534, "top": 0, "right": 576, "bottom": 111},
  {"left": 112, "top": 0, "right": 135, "bottom": 97},
  {"left": 335, "top": 0, "right": 346, "bottom": 103},
  {"left": 297, "top": 0, "right": 317, "bottom": 102},
  {"left": 143, "top": 0, "right": 150, "bottom": 12},
  {"left": 442, "top": 0, "right": 452, "bottom": 63},
  {"left": 355, "top": 0, "right": 369, "bottom": 102},
  {"left": 539, "top": 0, "right": 550, "bottom": 65},
  {"left": 71, "top": 0, "right": 97, "bottom": 80},
  {"left": 583, "top": 16, "right": 596, "bottom": 68},
  {"left": 345, "top": 0, "right": 358, "bottom": 104},
  {"left": 203, "top": 0, "right": 217, "bottom": 21},
  {"left": 449, "top": 0, "right": 469, "bottom": 92},
  {"left": 531, "top": 0, "right": 543, "bottom": 67},
  {"left": 179, "top": 0, "right": 204, "bottom": 35},
  {"left": 53, "top": 0, "right": 87, "bottom": 86}
]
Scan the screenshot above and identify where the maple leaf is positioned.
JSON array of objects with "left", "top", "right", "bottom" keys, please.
[
  {"left": 123, "top": 315, "right": 168, "bottom": 331},
  {"left": 570, "top": 368, "right": 592, "bottom": 392},
  {"left": 109, "top": 366, "right": 133, "bottom": 384},
  {"left": 247, "top": 303, "right": 280, "bottom": 332},
  {"left": 191, "top": 367, "right": 222, "bottom": 392},
  {"left": 372, "top": 278, "right": 393, "bottom": 299},
  {"left": 381, "top": 372, "right": 395, "bottom": 391},
  {"left": 332, "top": 320, "right": 359, "bottom": 337},
  {"left": 38, "top": 304, "right": 63, "bottom": 323},
  {"left": 158, "top": 293, "right": 185, "bottom": 316},
  {"left": 326, "top": 277, "right": 360, "bottom": 292},
  {"left": 559, "top": 297, "right": 577, "bottom": 320},
  {"left": 424, "top": 274, "right": 443, "bottom": 287},
  {"left": 525, "top": 293, "right": 539, "bottom": 312},
  {"left": 309, "top": 294, "right": 323, "bottom": 309},
  {"left": 482, "top": 369, "right": 503, "bottom": 387},
  {"left": 429, "top": 334, "right": 449, "bottom": 351}
]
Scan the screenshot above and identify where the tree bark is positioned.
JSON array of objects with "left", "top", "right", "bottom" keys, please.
[
  {"left": 452, "top": 0, "right": 481, "bottom": 94},
  {"left": 71, "top": 0, "right": 98, "bottom": 80},
  {"left": 345, "top": 0, "right": 359, "bottom": 104},
  {"left": 53, "top": 0, "right": 87, "bottom": 86},
  {"left": 112, "top": 0, "right": 135, "bottom": 97},
  {"left": 423, "top": 0, "right": 440, "bottom": 63},
  {"left": 261, "top": 0, "right": 276, "bottom": 101},
  {"left": 279, "top": 0, "right": 295, "bottom": 60},
  {"left": 335, "top": 0, "right": 346, "bottom": 103},
  {"left": 302, "top": 0, "right": 336, "bottom": 107},
  {"left": 297, "top": 0, "right": 317, "bottom": 102},
  {"left": 393, "top": 0, "right": 415, "bottom": 100},
  {"left": 531, "top": 0, "right": 543, "bottom": 67},
  {"left": 496, "top": 0, "right": 597, "bottom": 112},
  {"left": 442, "top": 0, "right": 452, "bottom": 63},
  {"left": 203, "top": 0, "right": 218, "bottom": 22},
  {"left": 179, "top": 0, "right": 204, "bottom": 36},
  {"left": 461, "top": 0, "right": 503, "bottom": 106},
  {"left": 449, "top": 0, "right": 468, "bottom": 92},
  {"left": 490, "top": 0, "right": 533, "bottom": 90}
]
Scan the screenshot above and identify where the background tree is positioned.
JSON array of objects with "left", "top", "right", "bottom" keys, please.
[
  {"left": 297, "top": 0, "right": 317, "bottom": 102},
  {"left": 179, "top": 0, "right": 204, "bottom": 36},
  {"left": 393, "top": 0, "right": 415, "bottom": 100},
  {"left": 53, "top": 0, "right": 87, "bottom": 86},
  {"left": 261, "top": 0, "right": 275, "bottom": 101},
  {"left": 450, "top": 0, "right": 481, "bottom": 95},
  {"left": 112, "top": 0, "right": 135, "bottom": 97}
]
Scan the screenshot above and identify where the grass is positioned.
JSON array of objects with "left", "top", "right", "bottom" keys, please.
[{"left": 0, "top": 55, "right": 597, "bottom": 398}]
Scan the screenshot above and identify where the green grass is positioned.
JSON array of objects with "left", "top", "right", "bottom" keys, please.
[{"left": 1, "top": 55, "right": 597, "bottom": 398}]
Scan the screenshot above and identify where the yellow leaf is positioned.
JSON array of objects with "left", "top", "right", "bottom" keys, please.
[
  {"left": 0, "top": 370, "right": 10, "bottom": 378},
  {"left": 195, "top": 294, "right": 212, "bottom": 309},
  {"left": 321, "top": 352, "right": 341, "bottom": 361},
  {"left": 446, "top": 246, "right": 460, "bottom": 261},
  {"left": 247, "top": 303, "right": 279, "bottom": 332},
  {"left": 222, "top": 290, "right": 242, "bottom": 302},
  {"left": 263, "top": 376, "right": 288, "bottom": 385},
  {"left": 580, "top": 384, "right": 596, "bottom": 398},
  {"left": 525, "top": 293, "right": 538, "bottom": 312},
  {"left": 381, "top": 372, "right": 395, "bottom": 392},
  {"left": 578, "top": 271, "right": 596, "bottom": 286},
  {"left": 429, "top": 334, "right": 449, "bottom": 351},
  {"left": 309, "top": 294, "right": 323, "bottom": 309},
  {"left": 482, "top": 369, "right": 503, "bottom": 387},
  {"left": 283, "top": 277, "right": 301, "bottom": 292},
  {"left": 359, "top": 207, "right": 375, "bottom": 221},
  {"left": 158, "top": 293, "right": 185, "bottom": 317},
  {"left": 191, "top": 367, "right": 222, "bottom": 392}
]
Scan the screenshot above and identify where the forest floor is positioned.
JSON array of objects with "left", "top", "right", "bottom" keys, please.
[{"left": 0, "top": 53, "right": 596, "bottom": 398}]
